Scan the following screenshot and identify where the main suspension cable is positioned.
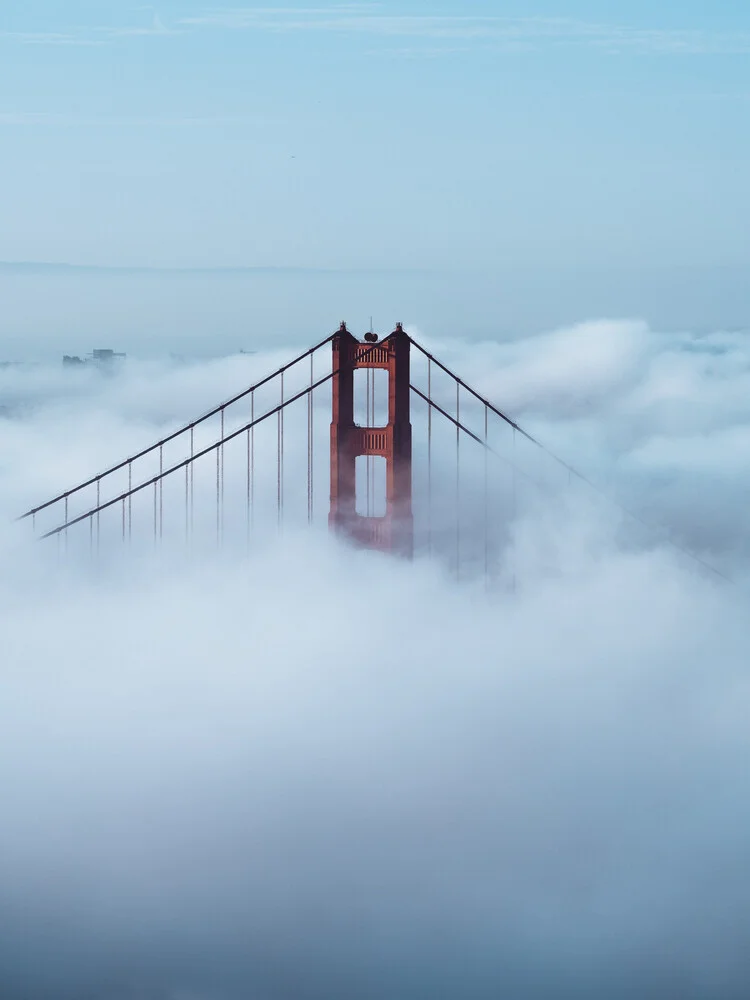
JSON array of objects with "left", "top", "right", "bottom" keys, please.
[
  {"left": 411, "top": 384, "right": 735, "bottom": 586},
  {"left": 38, "top": 337, "right": 401, "bottom": 542},
  {"left": 20, "top": 333, "right": 337, "bottom": 522}
]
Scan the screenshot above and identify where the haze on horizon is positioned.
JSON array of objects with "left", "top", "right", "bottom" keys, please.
[{"left": 2, "top": 1, "right": 750, "bottom": 358}]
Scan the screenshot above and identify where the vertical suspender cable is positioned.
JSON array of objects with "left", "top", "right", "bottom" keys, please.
[
  {"left": 512, "top": 427, "right": 517, "bottom": 595},
  {"left": 215, "top": 439, "right": 220, "bottom": 547},
  {"left": 122, "top": 496, "right": 126, "bottom": 542},
  {"left": 250, "top": 422, "right": 256, "bottom": 552},
  {"left": 128, "top": 462, "right": 132, "bottom": 542},
  {"left": 456, "top": 380, "right": 460, "bottom": 581},
  {"left": 96, "top": 478, "right": 101, "bottom": 554},
  {"left": 281, "top": 371, "right": 285, "bottom": 518},
  {"left": 185, "top": 460, "right": 189, "bottom": 545},
  {"left": 64, "top": 495, "right": 69, "bottom": 554},
  {"left": 277, "top": 375, "right": 282, "bottom": 527},
  {"left": 427, "top": 358, "right": 432, "bottom": 556},
  {"left": 159, "top": 444, "right": 163, "bottom": 541},
  {"left": 251, "top": 391, "right": 255, "bottom": 532},
  {"left": 307, "top": 377, "right": 310, "bottom": 522},
  {"left": 484, "top": 404, "right": 490, "bottom": 578},
  {"left": 307, "top": 354, "right": 313, "bottom": 524},
  {"left": 189, "top": 426, "right": 194, "bottom": 539},
  {"left": 220, "top": 408, "right": 225, "bottom": 542},
  {"left": 153, "top": 480, "right": 158, "bottom": 549}
]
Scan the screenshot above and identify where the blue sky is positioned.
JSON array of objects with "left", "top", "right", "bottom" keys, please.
[
  {"left": 1, "top": 2, "right": 749, "bottom": 352},
  {"left": 2, "top": 1, "right": 749, "bottom": 271}
]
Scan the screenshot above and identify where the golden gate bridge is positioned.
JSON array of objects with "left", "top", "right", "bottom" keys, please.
[{"left": 17, "top": 322, "right": 730, "bottom": 584}]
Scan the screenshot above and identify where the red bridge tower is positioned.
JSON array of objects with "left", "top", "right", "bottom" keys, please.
[{"left": 329, "top": 323, "right": 413, "bottom": 556}]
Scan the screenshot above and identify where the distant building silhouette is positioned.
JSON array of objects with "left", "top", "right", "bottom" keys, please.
[
  {"left": 92, "top": 349, "right": 126, "bottom": 365},
  {"left": 63, "top": 349, "right": 126, "bottom": 369}
]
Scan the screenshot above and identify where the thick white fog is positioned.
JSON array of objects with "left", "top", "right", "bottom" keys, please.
[{"left": 1, "top": 321, "right": 749, "bottom": 1000}]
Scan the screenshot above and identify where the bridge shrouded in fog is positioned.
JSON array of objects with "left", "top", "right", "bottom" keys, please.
[{"left": 18, "top": 322, "right": 729, "bottom": 586}]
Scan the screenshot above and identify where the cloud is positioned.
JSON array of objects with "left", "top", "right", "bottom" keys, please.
[
  {"left": 3, "top": 8, "right": 748, "bottom": 57},
  {"left": 102, "top": 10, "right": 179, "bottom": 37},
  {"left": 178, "top": 8, "right": 750, "bottom": 56},
  {"left": 0, "top": 113, "right": 272, "bottom": 129},
  {"left": 0, "top": 30, "right": 105, "bottom": 47},
  {"left": 0, "top": 11, "right": 177, "bottom": 47},
  {"left": 1, "top": 322, "right": 750, "bottom": 998}
]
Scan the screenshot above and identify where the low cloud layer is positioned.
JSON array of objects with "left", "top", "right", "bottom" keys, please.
[{"left": 1, "top": 321, "right": 749, "bottom": 999}]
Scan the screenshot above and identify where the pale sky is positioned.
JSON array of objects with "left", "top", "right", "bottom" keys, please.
[{"left": 1, "top": 2, "right": 749, "bottom": 350}]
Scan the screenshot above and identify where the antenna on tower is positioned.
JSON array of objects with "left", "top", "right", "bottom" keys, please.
[{"left": 364, "top": 314, "right": 378, "bottom": 344}]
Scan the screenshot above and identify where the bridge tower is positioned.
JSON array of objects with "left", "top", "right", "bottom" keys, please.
[{"left": 329, "top": 322, "right": 413, "bottom": 556}]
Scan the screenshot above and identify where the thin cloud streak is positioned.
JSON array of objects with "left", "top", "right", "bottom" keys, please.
[
  {"left": 0, "top": 11, "right": 178, "bottom": 46},
  {"left": 0, "top": 111, "right": 273, "bottom": 128},
  {"left": 0, "top": 31, "right": 105, "bottom": 47},
  {"left": 3, "top": 8, "right": 750, "bottom": 55},
  {"left": 179, "top": 9, "right": 750, "bottom": 56}
]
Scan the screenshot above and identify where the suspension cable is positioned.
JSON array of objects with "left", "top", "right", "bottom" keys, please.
[
  {"left": 19, "top": 333, "right": 337, "bottom": 522},
  {"left": 159, "top": 444, "right": 163, "bottom": 541},
  {"left": 220, "top": 407, "right": 225, "bottom": 543},
  {"left": 189, "top": 427, "right": 194, "bottom": 540},
  {"left": 307, "top": 353, "right": 314, "bottom": 524},
  {"left": 128, "top": 461, "right": 133, "bottom": 541},
  {"left": 408, "top": 334, "right": 633, "bottom": 495},
  {"left": 42, "top": 341, "right": 391, "bottom": 541},
  {"left": 412, "top": 384, "right": 735, "bottom": 586},
  {"left": 512, "top": 427, "right": 517, "bottom": 594},
  {"left": 277, "top": 374, "right": 283, "bottom": 527},
  {"left": 427, "top": 357, "right": 432, "bottom": 556},
  {"left": 251, "top": 390, "right": 255, "bottom": 533},
  {"left": 215, "top": 438, "right": 220, "bottom": 547},
  {"left": 250, "top": 416, "right": 253, "bottom": 552},
  {"left": 456, "top": 381, "right": 460, "bottom": 581},
  {"left": 281, "top": 371, "right": 285, "bottom": 518},
  {"left": 484, "top": 406, "right": 490, "bottom": 584}
]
